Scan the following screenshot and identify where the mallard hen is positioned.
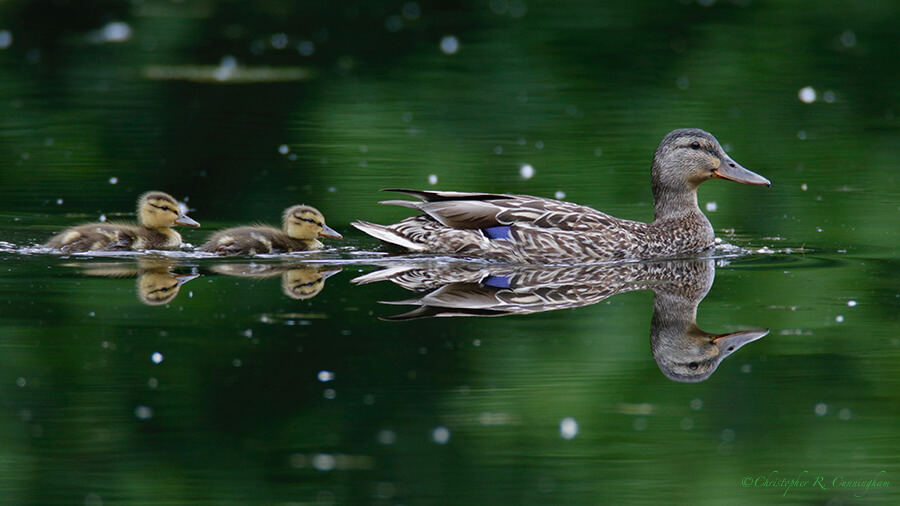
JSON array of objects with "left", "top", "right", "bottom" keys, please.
[{"left": 352, "top": 128, "right": 770, "bottom": 263}]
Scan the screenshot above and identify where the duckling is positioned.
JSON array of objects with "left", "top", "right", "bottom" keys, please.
[
  {"left": 44, "top": 191, "right": 200, "bottom": 253},
  {"left": 200, "top": 205, "right": 342, "bottom": 256}
]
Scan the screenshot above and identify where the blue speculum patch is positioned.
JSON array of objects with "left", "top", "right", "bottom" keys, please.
[
  {"left": 483, "top": 226, "right": 511, "bottom": 240},
  {"left": 482, "top": 275, "right": 512, "bottom": 289}
]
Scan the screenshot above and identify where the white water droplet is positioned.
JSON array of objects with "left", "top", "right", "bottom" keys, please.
[
  {"left": 440, "top": 36, "right": 459, "bottom": 55},
  {"left": 560, "top": 417, "right": 579, "bottom": 440},
  {"left": 135, "top": 405, "right": 153, "bottom": 420},
  {"left": 519, "top": 164, "right": 535, "bottom": 180},
  {"left": 0, "top": 30, "right": 12, "bottom": 50},
  {"left": 799, "top": 86, "right": 816, "bottom": 103},
  {"left": 431, "top": 426, "right": 450, "bottom": 444}
]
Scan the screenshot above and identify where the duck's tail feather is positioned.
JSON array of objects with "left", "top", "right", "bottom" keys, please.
[
  {"left": 380, "top": 305, "right": 511, "bottom": 321},
  {"left": 351, "top": 265, "right": 417, "bottom": 285},
  {"left": 378, "top": 199, "right": 424, "bottom": 210},
  {"left": 380, "top": 188, "right": 514, "bottom": 202},
  {"left": 351, "top": 221, "right": 427, "bottom": 252}
]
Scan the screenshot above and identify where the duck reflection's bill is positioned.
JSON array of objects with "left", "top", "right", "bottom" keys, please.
[
  {"left": 209, "top": 264, "right": 341, "bottom": 300},
  {"left": 64, "top": 259, "right": 199, "bottom": 305},
  {"left": 354, "top": 259, "right": 768, "bottom": 382}
]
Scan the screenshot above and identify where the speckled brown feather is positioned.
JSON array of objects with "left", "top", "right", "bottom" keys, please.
[{"left": 353, "top": 195, "right": 712, "bottom": 263}]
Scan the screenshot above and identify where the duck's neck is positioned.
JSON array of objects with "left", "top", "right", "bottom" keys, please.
[
  {"left": 650, "top": 179, "right": 715, "bottom": 250},
  {"left": 652, "top": 185, "right": 701, "bottom": 222}
]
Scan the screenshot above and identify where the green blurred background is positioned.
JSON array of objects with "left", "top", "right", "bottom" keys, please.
[{"left": 0, "top": 1, "right": 898, "bottom": 504}]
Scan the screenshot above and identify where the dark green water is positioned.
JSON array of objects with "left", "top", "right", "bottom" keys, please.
[{"left": 1, "top": 1, "right": 898, "bottom": 505}]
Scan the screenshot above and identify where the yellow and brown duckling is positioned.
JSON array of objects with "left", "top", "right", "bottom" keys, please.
[
  {"left": 199, "top": 205, "right": 342, "bottom": 256},
  {"left": 44, "top": 191, "right": 200, "bottom": 253}
]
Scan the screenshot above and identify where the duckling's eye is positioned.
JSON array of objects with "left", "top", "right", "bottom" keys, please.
[
  {"left": 688, "top": 362, "right": 699, "bottom": 371},
  {"left": 161, "top": 206, "right": 171, "bottom": 211},
  {"left": 690, "top": 141, "right": 701, "bottom": 150}
]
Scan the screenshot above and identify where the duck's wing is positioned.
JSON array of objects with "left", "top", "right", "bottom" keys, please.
[
  {"left": 378, "top": 188, "right": 623, "bottom": 232},
  {"left": 379, "top": 189, "right": 512, "bottom": 230},
  {"left": 380, "top": 189, "right": 516, "bottom": 202},
  {"left": 356, "top": 263, "right": 666, "bottom": 320}
]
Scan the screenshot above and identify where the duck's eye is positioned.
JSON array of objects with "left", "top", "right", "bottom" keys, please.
[
  {"left": 161, "top": 206, "right": 170, "bottom": 211},
  {"left": 690, "top": 141, "right": 701, "bottom": 150},
  {"left": 688, "top": 362, "right": 699, "bottom": 371}
]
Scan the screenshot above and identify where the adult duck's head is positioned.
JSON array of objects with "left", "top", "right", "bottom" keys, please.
[
  {"left": 651, "top": 128, "right": 770, "bottom": 220},
  {"left": 137, "top": 191, "right": 200, "bottom": 229}
]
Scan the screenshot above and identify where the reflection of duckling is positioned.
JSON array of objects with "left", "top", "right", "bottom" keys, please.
[
  {"left": 63, "top": 259, "right": 199, "bottom": 305},
  {"left": 44, "top": 192, "right": 200, "bottom": 252},
  {"left": 354, "top": 259, "right": 767, "bottom": 382},
  {"left": 209, "top": 263, "right": 341, "bottom": 299},
  {"left": 200, "top": 205, "right": 341, "bottom": 256},
  {"left": 138, "top": 270, "right": 200, "bottom": 305},
  {"left": 281, "top": 267, "right": 341, "bottom": 299}
]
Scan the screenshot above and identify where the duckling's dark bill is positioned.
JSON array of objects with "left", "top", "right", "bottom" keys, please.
[
  {"left": 712, "top": 159, "right": 771, "bottom": 186},
  {"left": 175, "top": 214, "right": 201, "bottom": 228},
  {"left": 319, "top": 224, "right": 342, "bottom": 239},
  {"left": 175, "top": 272, "right": 201, "bottom": 285}
]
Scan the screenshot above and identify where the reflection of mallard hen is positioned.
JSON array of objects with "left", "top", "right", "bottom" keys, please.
[
  {"left": 200, "top": 205, "right": 341, "bottom": 256},
  {"left": 209, "top": 263, "right": 341, "bottom": 299},
  {"left": 649, "top": 282, "right": 766, "bottom": 383},
  {"left": 353, "top": 129, "right": 770, "bottom": 263},
  {"left": 354, "top": 259, "right": 767, "bottom": 382},
  {"left": 44, "top": 192, "right": 200, "bottom": 252}
]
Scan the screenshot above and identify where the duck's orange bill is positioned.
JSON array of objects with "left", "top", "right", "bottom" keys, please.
[
  {"left": 711, "top": 329, "right": 770, "bottom": 356},
  {"left": 713, "top": 158, "right": 771, "bottom": 187}
]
